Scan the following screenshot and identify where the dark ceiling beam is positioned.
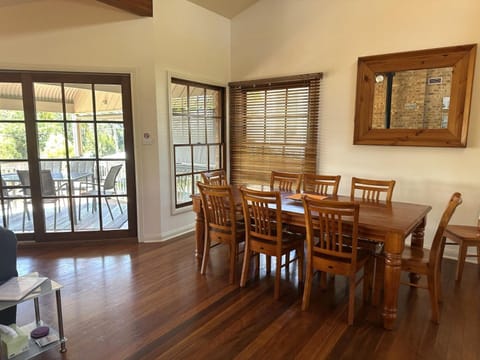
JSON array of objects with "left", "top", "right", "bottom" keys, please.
[{"left": 97, "top": 0, "right": 153, "bottom": 17}]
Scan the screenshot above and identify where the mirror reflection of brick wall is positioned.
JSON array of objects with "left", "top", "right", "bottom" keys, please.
[{"left": 372, "top": 67, "right": 452, "bottom": 129}]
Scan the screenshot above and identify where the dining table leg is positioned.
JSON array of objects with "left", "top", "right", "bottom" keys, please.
[
  {"left": 382, "top": 216, "right": 427, "bottom": 329},
  {"left": 409, "top": 216, "right": 426, "bottom": 283},
  {"left": 193, "top": 199, "right": 205, "bottom": 259},
  {"left": 382, "top": 231, "right": 404, "bottom": 330}
]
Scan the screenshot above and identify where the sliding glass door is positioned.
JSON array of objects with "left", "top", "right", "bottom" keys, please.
[{"left": 0, "top": 71, "right": 136, "bottom": 242}]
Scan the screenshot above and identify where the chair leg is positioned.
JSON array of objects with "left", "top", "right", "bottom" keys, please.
[
  {"left": 105, "top": 198, "right": 114, "bottom": 220},
  {"left": 78, "top": 197, "right": 82, "bottom": 221},
  {"left": 363, "top": 256, "right": 374, "bottom": 304},
  {"left": 53, "top": 202, "right": 57, "bottom": 230},
  {"left": 456, "top": 242, "right": 468, "bottom": 282},
  {"left": 363, "top": 259, "right": 374, "bottom": 304},
  {"left": 302, "top": 265, "right": 313, "bottom": 311},
  {"left": 5, "top": 201, "right": 11, "bottom": 227},
  {"left": 229, "top": 242, "right": 236, "bottom": 284},
  {"left": 348, "top": 275, "right": 356, "bottom": 325},
  {"left": 297, "top": 247, "right": 304, "bottom": 284},
  {"left": 200, "top": 232, "right": 211, "bottom": 275},
  {"left": 372, "top": 255, "right": 384, "bottom": 306},
  {"left": 274, "top": 255, "right": 281, "bottom": 299},
  {"left": 266, "top": 255, "right": 271, "bottom": 275},
  {"left": 428, "top": 272, "right": 440, "bottom": 323},
  {"left": 115, "top": 197, "right": 123, "bottom": 214},
  {"left": 255, "top": 253, "right": 260, "bottom": 278},
  {"left": 320, "top": 272, "right": 327, "bottom": 290},
  {"left": 240, "top": 246, "right": 251, "bottom": 288},
  {"left": 25, "top": 200, "right": 31, "bottom": 221},
  {"left": 285, "top": 252, "right": 290, "bottom": 271},
  {"left": 22, "top": 199, "right": 28, "bottom": 231}
]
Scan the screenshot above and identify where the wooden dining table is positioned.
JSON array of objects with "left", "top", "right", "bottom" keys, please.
[{"left": 191, "top": 187, "right": 432, "bottom": 330}]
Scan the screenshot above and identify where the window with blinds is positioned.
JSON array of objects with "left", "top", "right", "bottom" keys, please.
[
  {"left": 229, "top": 73, "right": 322, "bottom": 185},
  {"left": 170, "top": 77, "right": 225, "bottom": 208}
]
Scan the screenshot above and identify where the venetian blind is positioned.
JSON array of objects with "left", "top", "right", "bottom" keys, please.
[{"left": 229, "top": 73, "right": 322, "bottom": 185}]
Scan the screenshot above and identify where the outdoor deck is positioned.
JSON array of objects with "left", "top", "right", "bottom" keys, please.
[{"left": 1, "top": 197, "right": 128, "bottom": 233}]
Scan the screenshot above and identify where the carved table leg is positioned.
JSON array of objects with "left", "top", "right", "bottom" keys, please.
[
  {"left": 382, "top": 232, "right": 404, "bottom": 330},
  {"left": 192, "top": 195, "right": 205, "bottom": 259},
  {"left": 409, "top": 216, "right": 426, "bottom": 283},
  {"left": 194, "top": 210, "right": 205, "bottom": 259}
]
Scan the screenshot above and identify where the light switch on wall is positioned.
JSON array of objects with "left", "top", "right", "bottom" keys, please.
[{"left": 143, "top": 131, "right": 153, "bottom": 145}]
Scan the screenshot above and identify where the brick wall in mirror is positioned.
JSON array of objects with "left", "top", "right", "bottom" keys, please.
[{"left": 353, "top": 44, "right": 477, "bottom": 147}]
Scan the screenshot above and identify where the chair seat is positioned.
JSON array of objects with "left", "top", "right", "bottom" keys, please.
[
  {"left": 250, "top": 231, "right": 302, "bottom": 251},
  {"left": 402, "top": 245, "right": 430, "bottom": 263},
  {"left": 401, "top": 245, "right": 431, "bottom": 275},
  {"left": 444, "top": 224, "right": 480, "bottom": 282},
  {"left": 210, "top": 226, "right": 245, "bottom": 243},
  {"left": 313, "top": 246, "right": 371, "bottom": 276}
]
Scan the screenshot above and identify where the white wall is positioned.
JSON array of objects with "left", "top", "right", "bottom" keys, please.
[
  {"left": 0, "top": 0, "right": 230, "bottom": 241},
  {"left": 231, "top": 0, "right": 480, "bottom": 257},
  {"left": 151, "top": 0, "right": 230, "bottom": 240}
]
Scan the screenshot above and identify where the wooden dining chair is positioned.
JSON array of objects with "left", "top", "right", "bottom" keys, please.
[
  {"left": 350, "top": 176, "right": 396, "bottom": 304},
  {"left": 239, "top": 187, "right": 304, "bottom": 299},
  {"left": 443, "top": 224, "right": 480, "bottom": 282},
  {"left": 303, "top": 174, "right": 341, "bottom": 196},
  {"left": 201, "top": 170, "right": 227, "bottom": 186},
  {"left": 287, "top": 174, "right": 341, "bottom": 267},
  {"left": 302, "top": 195, "right": 372, "bottom": 325},
  {"left": 270, "top": 171, "right": 302, "bottom": 193},
  {"left": 350, "top": 177, "right": 396, "bottom": 202},
  {"left": 197, "top": 182, "right": 244, "bottom": 284},
  {"left": 401, "top": 192, "right": 462, "bottom": 323}
]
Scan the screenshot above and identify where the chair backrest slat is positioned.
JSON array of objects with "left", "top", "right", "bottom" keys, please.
[
  {"left": 197, "top": 182, "right": 237, "bottom": 236},
  {"left": 240, "top": 187, "right": 282, "bottom": 247},
  {"left": 303, "top": 174, "right": 341, "bottom": 196},
  {"left": 270, "top": 171, "right": 302, "bottom": 193},
  {"left": 351, "top": 177, "right": 395, "bottom": 202},
  {"left": 303, "top": 196, "right": 359, "bottom": 265},
  {"left": 201, "top": 170, "right": 227, "bottom": 186}
]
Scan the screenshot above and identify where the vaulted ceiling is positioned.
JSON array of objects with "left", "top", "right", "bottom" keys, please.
[
  {"left": 96, "top": 0, "right": 258, "bottom": 18},
  {"left": 97, "top": 0, "right": 152, "bottom": 17},
  {"left": 186, "top": 0, "right": 259, "bottom": 18}
]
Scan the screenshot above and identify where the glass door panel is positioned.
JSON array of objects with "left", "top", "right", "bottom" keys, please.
[
  {"left": 0, "top": 82, "right": 30, "bottom": 233},
  {"left": 0, "top": 72, "right": 136, "bottom": 241}
]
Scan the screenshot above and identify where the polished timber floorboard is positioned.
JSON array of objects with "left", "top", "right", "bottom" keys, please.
[{"left": 15, "top": 235, "right": 480, "bottom": 360}]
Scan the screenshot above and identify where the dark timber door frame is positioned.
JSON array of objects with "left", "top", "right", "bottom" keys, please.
[{"left": 0, "top": 70, "right": 137, "bottom": 242}]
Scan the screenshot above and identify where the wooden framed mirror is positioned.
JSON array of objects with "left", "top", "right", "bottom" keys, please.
[{"left": 353, "top": 44, "right": 477, "bottom": 147}]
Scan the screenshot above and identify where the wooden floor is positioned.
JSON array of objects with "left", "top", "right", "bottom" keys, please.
[{"left": 13, "top": 234, "right": 480, "bottom": 360}]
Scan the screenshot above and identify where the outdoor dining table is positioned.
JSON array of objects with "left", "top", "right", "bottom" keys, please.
[{"left": 191, "top": 185, "right": 432, "bottom": 330}]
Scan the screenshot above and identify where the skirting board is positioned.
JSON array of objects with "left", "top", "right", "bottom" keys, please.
[{"left": 140, "top": 223, "right": 195, "bottom": 243}]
